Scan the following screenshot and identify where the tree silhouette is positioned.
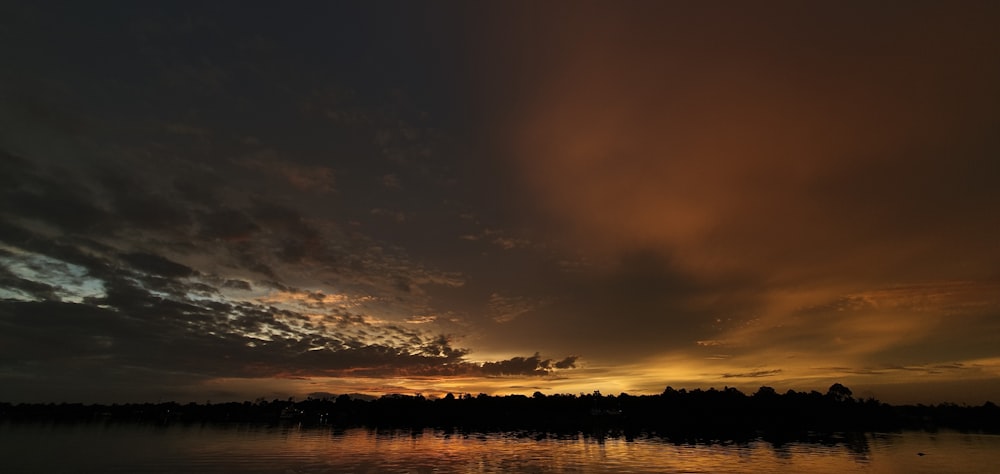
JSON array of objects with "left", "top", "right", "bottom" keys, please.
[
  {"left": 826, "top": 383, "right": 853, "bottom": 403},
  {"left": 3, "top": 383, "right": 998, "bottom": 437}
]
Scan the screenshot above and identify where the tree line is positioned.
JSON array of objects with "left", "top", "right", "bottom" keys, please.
[{"left": 2, "top": 384, "right": 998, "bottom": 438}]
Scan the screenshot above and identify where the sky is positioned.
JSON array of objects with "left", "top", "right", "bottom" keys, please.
[{"left": 1, "top": 1, "right": 999, "bottom": 405}]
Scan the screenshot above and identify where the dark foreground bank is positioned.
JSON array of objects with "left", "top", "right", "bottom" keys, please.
[{"left": 3, "top": 384, "right": 998, "bottom": 438}]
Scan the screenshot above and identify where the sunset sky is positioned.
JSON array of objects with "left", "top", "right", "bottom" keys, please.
[{"left": 2, "top": 1, "right": 999, "bottom": 405}]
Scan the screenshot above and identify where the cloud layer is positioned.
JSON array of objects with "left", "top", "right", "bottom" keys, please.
[{"left": 2, "top": 2, "right": 999, "bottom": 404}]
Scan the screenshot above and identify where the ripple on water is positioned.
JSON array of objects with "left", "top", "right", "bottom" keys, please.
[{"left": 2, "top": 423, "right": 999, "bottom": 473}]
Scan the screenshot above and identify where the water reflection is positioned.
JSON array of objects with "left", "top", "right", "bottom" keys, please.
[{"left": 2, "top": 422, "right": 999, "bottom": 473}]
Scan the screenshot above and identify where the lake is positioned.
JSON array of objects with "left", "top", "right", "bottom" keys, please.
[{"left": 2, "top": 423, "right": 999, "bottom": 473}]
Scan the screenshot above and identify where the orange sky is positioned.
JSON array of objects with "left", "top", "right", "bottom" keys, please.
[{"left": 454, "top": 1, "right": 1000, "bottom": 403}]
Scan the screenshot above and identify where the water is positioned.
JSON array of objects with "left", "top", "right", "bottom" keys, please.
[{"left": 2, "top": 423, "right": 998, "bottom": 473}]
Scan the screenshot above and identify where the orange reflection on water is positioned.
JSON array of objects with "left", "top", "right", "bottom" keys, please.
[
  {"left": 5, "top": 423, "right": 1000, "bottom": 472},
  {"left": 226, "top": 426, "right": 875, "bottom": 473}
]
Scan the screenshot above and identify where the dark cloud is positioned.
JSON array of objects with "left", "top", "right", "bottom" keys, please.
[
  {"left": 0, "top": 213, "right": 575, "bottom": 401},
  {"left": 554, "top": 356, "right": 578, "bottom": 370},
  {"left": 237, "top": 153, "right": 335, "bottom": 193},
  {"left": 478, "top": 248, "right": 761, "bottom": 364},
  {"left": 480, "top": 353, "right": 555, "bottom": 377},
  {"left": 197, "top": 209, "right": 260, "bottom": 242},
  {"left": 722, "top": 370, "right": 783, "bottom": 379},
  {"left": 121, "top": 252, "right": 196, "bottom": 278},
  {"left": 0, "top": 152, "right": 108, "bottom": 233},
  {"left": 222, "top": 279, "right": 252, "bottom": 291},
  {"left": 0, "top": 279, "right": 575, "bottom": 401},
  {"left": 110, "top": 190, "right": 192, "bottom": 233}
]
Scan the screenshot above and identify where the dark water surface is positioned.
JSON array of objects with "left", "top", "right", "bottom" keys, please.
[{"left": 2, "top": 423, "right": 998, "bottom": 473}]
